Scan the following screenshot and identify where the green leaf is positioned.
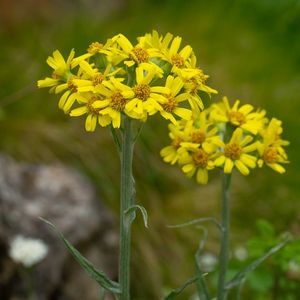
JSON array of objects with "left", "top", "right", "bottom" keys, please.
[
  {"left": 162, "top": 276, "right": 199, "bottom": 300},
  {"left": 125, "top": 205, "right": 148, "bottom": 228},
  {"left": 255, "top": 219, "right": 275, "bottom": 238},
  {"left": 225, "top": 235, "right": 291, "bottom": 290},
  {"left": 40, "top": 218, "right": 121, "bottom": 294},
  {"left": 167, "top": 217, "right": 222, "bottom": 232}
]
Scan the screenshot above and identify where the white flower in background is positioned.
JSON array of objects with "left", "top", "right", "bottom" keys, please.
[
  {"left": 234, "top": 246, "right": 248, "bottom": 261},
  {"left": 9, "top": 235, "right": 49, "bottom": 267},
  {"left": 199, "top": 252, "right": 218, "bottom": 272},
  {"left": 288, "top": 260, "right": 300, "bottom": 274}
]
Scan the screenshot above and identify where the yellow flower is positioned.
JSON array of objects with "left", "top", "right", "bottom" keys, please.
[
  {"left": 94, "top": 78, "right": 134, "bottom": 128},
  {"left": 69, "top": 93, "right": 109, "bottom": 132},
  {"left": 46, "top": 49, "right": 76, "bottom": 77},
  {"left": 56, "top": 76, "right": 82, "bottom": 113},
  {"left": 214, "top": 128, "right": 257, "bottom": 175},
  {"left": 38, "top": 32, "right": 217, "bottom": 132},
  {"left": 158, "top": 35, "right": 194, "bottom": 71},
  {"left": 72, "top": 39, "right": 116, "bottom": 65},
  {"left": 37, "top": 50, "right": 76, "bottom": 90},
  {"left": 139, "top": 30, "right": 173, "bottom": 53},
  {"left": 125, "top": 63, "right": 168, "bottom": 120},
  {"left": 180, "top": 111, "right": 221, "bottom": 153},
  {"left": 72, "top": 61, "right": 121, "bottom": 93},
  {"left": 111, "top": 34, "right": 158, "bottom": 67},
  {"left": 180, "top": 145, "right": 216, "bottom": 185},
  {"left": 160, "top": 121, "right": 191, "bottom": 165},
  {"left": 157, "top": 76, "right": 192, "bottom": 124},
  {"left": 210, "top": 97, "right": 267, "bottom": 135},
  {"left": 257, "top": 118, "right": 289, "bottom": 173}
]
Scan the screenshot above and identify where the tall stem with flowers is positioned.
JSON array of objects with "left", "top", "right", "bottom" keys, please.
[
  {"left": 37, "top": 31, "right": 217, "bottom": 299},
  {"left": 161, "top": 96, "right": 290, "bottom": 298}
]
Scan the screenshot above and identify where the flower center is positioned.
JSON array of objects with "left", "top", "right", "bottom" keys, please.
[
  {"left": 191, "top": 130, "right": 206, "bottom": 144},
  {"left": 87, "top": 42, "right": 103, "bottom": 54},
  {"left": 192, "top": 149, "right": 209, "bottom": 168},
  {"left": 87, "top": 96, "right": 102, "bottom": 114},
  {"left": 263, "top": 147, "right": 278, "bottom": 163},
  {"left": 130, "top": 47, "right": 149, "bottom": 63},
  {"left": 171, "top": 54, "right": 185, "bottom": 68},
  {"left": 111, "top": 92, "right": 127, "bottom": 111},
  {"left": 133, "top": 84, "right": 151, "bottom": 101},
  {"left": 93, "top": 74, "right": 105, "bottom": 86},
  {"left": 171, "top": 137, "right": 182, "bottom": 149},
  {"left": 224, "top": 142, "right": 242, "bottom": 160},
  {"left": 67, "top": 78, "right": 77, "bottom": 93},
  {"left": 162, "top": 95, "right": 177, "bottom": 112},
  {"left": 228, "top": 111, "right": 245, "bottom": 125}
]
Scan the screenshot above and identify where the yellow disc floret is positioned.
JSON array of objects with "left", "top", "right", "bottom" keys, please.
[
  {"left": 130, "top": 47, "right": 149, "bottom": 63},
  {"left": 224, "top": 142, "right": 242, "bottom": 160},
  {"left": 111, "top": 92, "right": 127, "bottom": 111},
  {"left": 162, "top": 95, "right": 177, "bottom": 112},
  {"left": 192, "top": 149, "right": 209, "bottom": 168},
  {"left": 133, "top": 84, "right": 151, "bottom": 101},
  {"left": 171, "top": 54, "right": 185, "bottom": 68}
]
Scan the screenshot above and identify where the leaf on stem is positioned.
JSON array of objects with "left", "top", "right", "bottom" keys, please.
[
  {"left": 40, "top": 218, "right": 121, "bottom": 294},
  {"left": 225, "top": 235, "right": 292, "bottom": 290},
  {"left": 162, "top": 276, "right": 199, "bottom": 300},
  {"left": 167, "top": 217, "right": 222, "bottom": 232},
  {"left": 124, "top": 205, "right": 149, "bottom": 228}
]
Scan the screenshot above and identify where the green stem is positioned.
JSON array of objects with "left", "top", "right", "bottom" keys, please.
[
  {"left": 217, "top": 172, "right": 231, "bottom": 300},
  {"left": 119, "top": 115, "right": 135, "bottom": 300}
]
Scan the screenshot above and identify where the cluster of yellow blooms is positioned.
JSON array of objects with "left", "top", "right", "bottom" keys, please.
[
  {"left": 37, "top": 31, "right": 217, "bottom": 131},
  {"left": 161, "top": 97, "right": 289, "bottom": 184},
  {"left": 37, "top": 31, "right": 289, "bottom": 183}
]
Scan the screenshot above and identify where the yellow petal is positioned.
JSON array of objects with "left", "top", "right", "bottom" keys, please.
[
  {"left": 215, "top": 155, "right": 226, "bottom": 166},
  {"left": 240, "top": 154, "right": 256, "bottom": 168},
  {"left": 70, "top": 106, "right": 88, "bottom": 117},
  {"left": 196, "top": 168, "right": 208, "bottom": 185},
  {"left": 182, "top": 164, "right": 195, "bottom": 174},
  {"left": 235, "top": 160, "right": 249, "bottom": 175},
  {"left": 98, "top": 115, "right": 111, "bottom": 127},
  {"left": 224, "top": 158, "right": 234, "bottom": 173},
  {"left": 174, "top": 107, "right": 192, "bottom": 120},
  {"left": 85, "top": 114, "right": 97, "bottom": 132},
  {"left": 169, "top": 36, "right": 182, "bottom": 56},
  {"left": 268, "top": 163, "right": 286, "bottom": 174}
]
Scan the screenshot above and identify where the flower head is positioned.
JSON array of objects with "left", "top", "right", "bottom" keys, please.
[
  {"left": 214, "top": 128, "right": 257, "bottom": 175},
  {"left": 257, "top": 118, "right": 289, "bottom": 173},
  {"left": 161, "top": 97, "right": 289, "bottom": 184},
  {"left": 210, "top": 96, "right": 267, "bottom": 134},
  {"left": 37, "top": 32, "right": 216, "bottom": 131}
]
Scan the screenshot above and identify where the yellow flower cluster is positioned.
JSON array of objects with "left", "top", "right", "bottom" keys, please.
[
  {"left": 37, "top": 31, "right": 217, "bottom": 131},
  {"left": 161, "top": 97, "right": 289, "bottom": 184}
]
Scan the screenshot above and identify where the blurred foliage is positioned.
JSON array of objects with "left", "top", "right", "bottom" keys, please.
[
  {"left": 230, "top": 220, "right": 300, "bottom": 299},
  {"left": 0, "top": 0, "right": 300, "bottom": 299}
]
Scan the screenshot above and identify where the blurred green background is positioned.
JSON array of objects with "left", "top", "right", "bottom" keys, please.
[{"left": 1, "top": 0, "right": 300, "bottom": 299}]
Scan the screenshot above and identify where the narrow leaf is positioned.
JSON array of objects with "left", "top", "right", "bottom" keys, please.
[
  {"left": 125, "top": 205, "right": 148, "bottom": 228},
  {"left": 167, "top": 217, "right": 222, "bottom": 232},
  {"left": 40, "top": 218, "right": 121, "bottom": 294},
  {"left": 226, "top": 236, "right": 291, "bottom": 290},
  {"left": 162, "top": 276, "right": 198, "bottom": 300}
]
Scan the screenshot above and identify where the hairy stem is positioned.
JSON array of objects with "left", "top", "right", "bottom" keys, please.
[
  {"left": 217, "top": 172, "right": 231, "bottom": 300},
  {"left": 119, "top": 116, "right": 135, "bottom": 300}
]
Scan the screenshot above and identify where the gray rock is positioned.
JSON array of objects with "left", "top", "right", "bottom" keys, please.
[{"left": 0, "top": 154, "right": 118, "bottom": 300}]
